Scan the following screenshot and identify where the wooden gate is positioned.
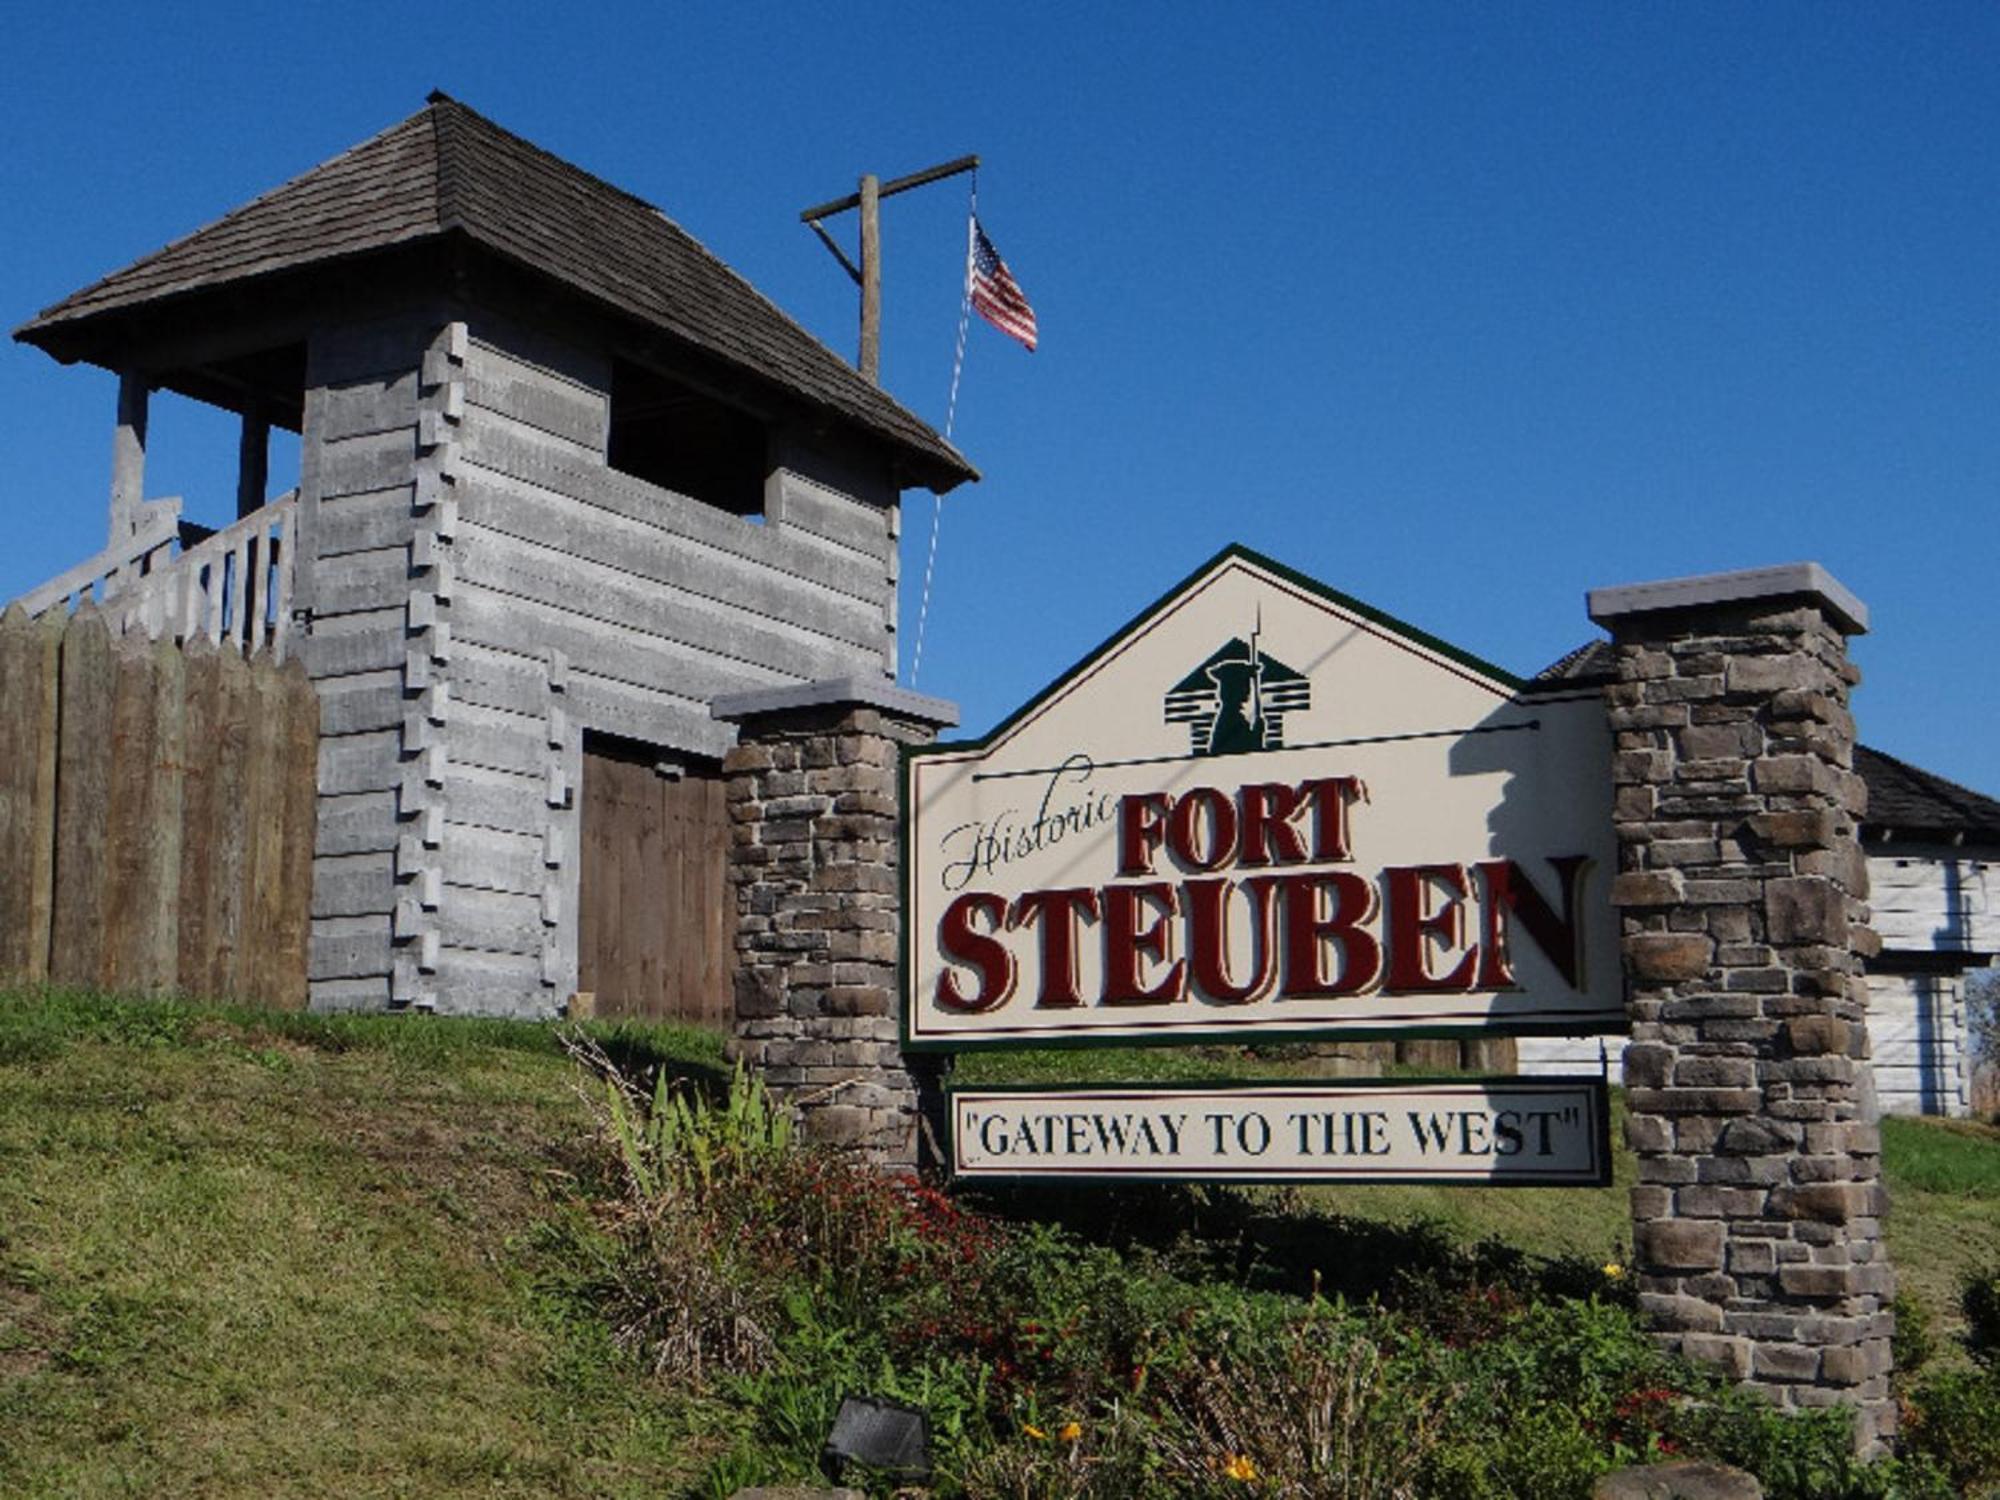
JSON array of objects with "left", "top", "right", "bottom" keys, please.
[{"left": 577, "top": 734, "right": 734, "bottom": 1024}]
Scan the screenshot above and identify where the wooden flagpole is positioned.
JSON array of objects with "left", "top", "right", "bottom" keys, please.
[{"left": 801, "top": 154, "right": 979, "bottom": 384}]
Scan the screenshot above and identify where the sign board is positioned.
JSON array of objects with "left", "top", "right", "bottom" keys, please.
[
  {"left": 948, "top": 1078, "right": 1611, "bottom": 1185},
  {"left": 903, "top": 547, "right": 1622, "bottom": 1050}
]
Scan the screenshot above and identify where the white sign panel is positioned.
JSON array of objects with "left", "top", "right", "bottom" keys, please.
[
  {"left": 950, "top": 1080, "right": 1611, "bottom": 1185},
  {"left": 903, "top": 547, "right": 1622, "bottom": 1049}
]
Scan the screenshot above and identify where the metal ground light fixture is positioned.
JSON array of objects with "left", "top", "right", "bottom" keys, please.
[{"left": 821, "top": 1394, "right": 931, "bottom": 1484}]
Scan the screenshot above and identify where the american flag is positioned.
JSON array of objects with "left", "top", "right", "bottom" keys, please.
[{"left": 969, "top": 218, "right": 1037, "bottom": 352}]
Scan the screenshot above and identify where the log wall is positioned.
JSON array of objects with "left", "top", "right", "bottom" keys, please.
[
  {"left": 401, "top": 313, "right": 899, "bottom": 1016},
  {"left": 289, "top": 305, "right": 904, "bottom": 1018},
  {"left": 297, "top": 314, "right": 433, "bottom": 1014},
  {"left": 0, "top": 604, "right": 316, "bottom": 1006}
]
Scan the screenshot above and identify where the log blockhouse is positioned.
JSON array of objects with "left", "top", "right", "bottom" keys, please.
[{"left": 12, "top": 94, "right": 975, "bottom": 1019}]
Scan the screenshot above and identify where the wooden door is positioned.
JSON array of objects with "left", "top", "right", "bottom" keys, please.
[{"left": 577, "top": 735, "right": 733, "bottom": 1025}]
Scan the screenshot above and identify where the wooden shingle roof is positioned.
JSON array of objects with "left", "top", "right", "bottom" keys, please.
[{"left": 13, "top": 94, "right": 975, "bottom": 492}]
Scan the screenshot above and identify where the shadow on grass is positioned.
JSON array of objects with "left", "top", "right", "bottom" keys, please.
[
  {"left": 0, "top": 986, "right": 729, "bottom": 1090},
  {"left": 582, "top": 1020, "right": 729, "bottom": 1095},
  {"left": 962, "top": 1178, "right": 1625, "bottom": 1315}
]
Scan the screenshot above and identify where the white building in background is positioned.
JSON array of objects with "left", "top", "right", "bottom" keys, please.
[{"left": 1851, "top": 745, "right": 1999, "bottom": 1116}]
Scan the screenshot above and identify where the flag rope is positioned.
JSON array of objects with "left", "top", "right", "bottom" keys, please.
[{"left": 910, "top": 177, "right": 977, "bottom": 688}]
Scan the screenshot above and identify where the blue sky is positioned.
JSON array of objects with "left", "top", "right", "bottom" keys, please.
[{"left": 3, "top": 4, "right": 1995, "bottom": 795}]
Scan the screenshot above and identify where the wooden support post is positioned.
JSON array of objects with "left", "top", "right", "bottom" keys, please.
[
  {"left": 238, "top": 403, "right": 270, "bottom": 519},
  {"left": 859, "top": 174, "right": 882, "bottom": 384},
  {"left": 110, "top": 372, "right": 149, "bottom": 543}
]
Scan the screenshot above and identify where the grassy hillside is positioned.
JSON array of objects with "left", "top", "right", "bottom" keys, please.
[
  {"left": 0, "top": 992, "right": 1995, "bottom": 1497},
  {"left": 0, "top": 991, "right": 723, "bottom": 1499}
]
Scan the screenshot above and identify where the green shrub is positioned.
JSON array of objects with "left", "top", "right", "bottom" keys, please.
[
  {"left": 1891, "top": 1291, "right": 1935, "bottom": 1379},
  {"left": 1901, "top": 1367, "right": 2000, "bottom": 1497},
  {"left": 1964, "top": 1261, "right": 2000, "bottom": 1368}
]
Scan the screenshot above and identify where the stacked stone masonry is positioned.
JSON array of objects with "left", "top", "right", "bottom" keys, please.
[
  {"left": 1603, "top": 587, "right": 1894, "bottom": 1451},
  {"left": 722, "top": 701, "right": 944, "bottom": 1166}
]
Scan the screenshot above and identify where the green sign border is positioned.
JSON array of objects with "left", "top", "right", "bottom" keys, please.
[{"left": 898, "top": 543, "right": 1626, "bottom": 1056}]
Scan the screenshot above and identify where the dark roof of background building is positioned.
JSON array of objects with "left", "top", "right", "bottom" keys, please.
[
  {"left": 1533, "top": 639, "right": 2000, "bottom": 842},
  {"left": 1856, "top": 746, "right": 2000, "bottom": 842},
  {"left": 13, "top": 94, "right": 975, "bottom": 492},
  {"left": 1534, "top": 638, "right": 1615, "bottom": 685}
]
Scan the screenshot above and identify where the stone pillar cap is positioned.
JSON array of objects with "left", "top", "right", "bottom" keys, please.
[
  {"left": 711, "top": 675, "right": 960, "bottom": 729},
  {"left": 1588, "top": 562, "right": 1868, "bottom": 635}
]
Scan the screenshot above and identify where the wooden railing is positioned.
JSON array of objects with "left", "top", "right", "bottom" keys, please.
[
  {"left": 16, "top": 498, "right": 183, "bottom": 618},
  {"left": 14, "top": 492, "right": 298, "bottom": 660}
]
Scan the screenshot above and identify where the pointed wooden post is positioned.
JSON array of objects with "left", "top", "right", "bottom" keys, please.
[
  {"left": 50, "top": 608, "right": 114, "bottom": 988},
  {"left": 0, "top": 606, "right": 63, "bottom": 982}
]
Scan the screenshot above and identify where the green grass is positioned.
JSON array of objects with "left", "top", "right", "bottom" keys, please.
[
  {"left": 0, "top": 987, "right": 724, "bottom": 1500},
  {"left": 0, "top": 991, "right": 1995, "bottom": 1497},
  {"left": 1884, "top": 1115, "right": 2000, "bottom": 1355}
]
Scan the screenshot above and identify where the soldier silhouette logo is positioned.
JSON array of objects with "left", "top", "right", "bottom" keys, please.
[{"left": 1163, "top": 619, "right": 1310, "bottom": 756}]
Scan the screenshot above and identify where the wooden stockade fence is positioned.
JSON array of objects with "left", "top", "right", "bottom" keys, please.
[{"left": 0, "top": 603, "right": 317, "bottom": 1007}]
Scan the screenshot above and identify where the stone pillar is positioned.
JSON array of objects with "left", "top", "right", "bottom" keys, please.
[
  {"left": 712, "top": 678, "right": 958, "bottom": 1167},
  {"left": 1591, "top": 564, "right": 1894, "bottom": 1451}
]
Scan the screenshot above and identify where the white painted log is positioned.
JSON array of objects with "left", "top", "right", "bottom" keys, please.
[
  {"left": 309, "top": 914, "right": 395, "bottom": 978},
  {"left": 436, "top": 884, "right": 545, "bottom": 955},
  {"left": 315, "top": 546, "right": 414, "bottom": 618},
  {"left": 463, "top": 340, "right": 605, "bottom": 444},
  {"left": 310, "top": 851, "right": 397, "bottom": 917},
  {"left": 317, "top": 487, "right": 418, "bottom": 557},
  {"left": 424, "top": 947, "right": 553, "bottom": 1018},
  {"left": 320, "top": 372, "right": 419, "bottom": 442},
  {"left": 319, "top": 428, "right": 418, "bottom": 500},
  {"left": 452, "top": 526, "right": 874, "bottom": 682},
  {"left": 457, "top": 475, "right": 887, "bottom": 637},
  {"left": 458, "top": 424, "right": 885, "bottom": 600},
  {"left": 317, "top": 730, "right": 402, "bottom": 795},
  {"left": 450, "top": 586, "right": 797, "bottom": 704},
  {"left": 442, "top": 699, "right": 549, "bottom": 777},
  {"left": 314, "top": 790, "right": 400, "bottom": 856},
  {"left": 438, "top": 823, "right": 546, "bottom": 895},
  {"left": 303, "top": 607, "right": 406, "bottom": 676},
  {"left": 309, "top": 975, "right": 394, "bottom": 1012},
  {"left": 400, "top": 760, "right": 552, "bottom": 837},
  {"left": 767, "top": 467, "right": 895, "bottom": 562},
  {"left": 317, "top": 670, "right": 407, "bottom": 736}
]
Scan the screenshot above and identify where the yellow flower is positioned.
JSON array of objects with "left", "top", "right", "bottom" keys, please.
[
  {"left": 1058, "top": 1421, "right": 1083, "bottom": 1442},
  {"left": 1223, "top": 1453, "right": 1258, "bottom": 1482},
  {"left": 1023, "top": 1423, "right": 1047, "bottom": 1441},
  {"left": 1603, "top": 1261, "right": 1625, "bottom": 1279}
]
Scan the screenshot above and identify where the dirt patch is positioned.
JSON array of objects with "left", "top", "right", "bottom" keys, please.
[
  {"left": 297, "top": 1072, "right": 585, "bottom": 1232},
  {"left": 0, "top": 1280, "right": 56, "bottom": 1381}
]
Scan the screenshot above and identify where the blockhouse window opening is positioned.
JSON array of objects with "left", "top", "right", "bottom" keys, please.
[{"left": 606, "top": 357, "right": 769, "bottom": 518}]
